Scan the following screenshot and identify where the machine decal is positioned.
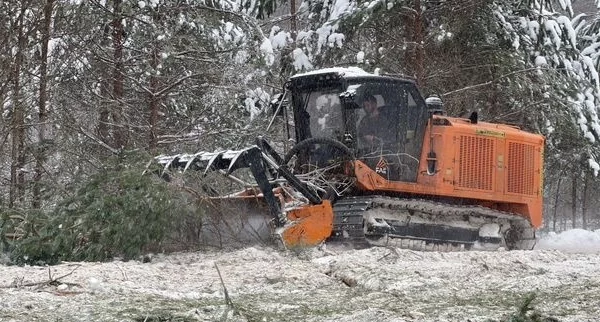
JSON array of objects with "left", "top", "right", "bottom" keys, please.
[
  {"left": 476, "top": 129, "right": 505, "bottom": 138},
  {"left": 376, "top": 157, "right": 388, "bottom": 175}
]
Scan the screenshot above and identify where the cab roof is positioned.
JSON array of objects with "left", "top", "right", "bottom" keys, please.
[{"left": 289, "top": 67, "right": 416, "bottom": 89}]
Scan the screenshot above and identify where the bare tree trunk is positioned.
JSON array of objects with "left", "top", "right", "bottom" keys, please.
[
  {"left": 561, "top": 208, "right": 566, "bottom": 232},
  {"left": 111, "top": 0, "right": 126, "bottom": 149},
  {"left": 582, "top": 173, "right": 589, "bottom": 230},
  {"left": 290, "top": 0, "right": 296, "bottom": 39},
  {"left": 9, "top": 3, "right": 27, "bottom": 208},
  {"left": 33, "top": 0, "right": 55, "bottom": 209},
  {"left": 147, "top": 7, "right": 162, "bottom": 150},
  {"left": 413, "top": 0, "right": 424, "bottom": 87},
  {"left": 571, "top": 175, "right": 577, "bottom": 229},
  {"left": 552, "top": 177, "right": 562, "bottom": 232},
  {"left": 148, "top": 31, "right": 160, "bottom": 150},
  {"left": 98, "top": 24, "right": 111, "bottom": 142},
  {"left": 403, "top": 0, "right": 424, "bottom": 85}
]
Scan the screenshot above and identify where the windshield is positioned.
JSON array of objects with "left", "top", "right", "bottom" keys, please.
[
  {"left": 299, "top": 89, "right": 344, "bottom": 140},
  {"left": 290, "top": 76, "right": 428, "bottom": 182},
  {"left": 292, "top": 79, "right": 426, "bottom": 148}
]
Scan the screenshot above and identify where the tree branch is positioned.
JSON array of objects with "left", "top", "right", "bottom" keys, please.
[
  {"left": 78, "top": 126, "right": 119, "bottom": 154},
  {"left": 442, "top": 67, "right": 557, "bottom": 97},
  {"left": 2, "top": 265, "right": 82, "bottom": 289}
]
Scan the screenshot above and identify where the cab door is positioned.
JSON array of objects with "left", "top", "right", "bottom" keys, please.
[{"left": 352, "top": 82, "right": 428, "bottom": 182}]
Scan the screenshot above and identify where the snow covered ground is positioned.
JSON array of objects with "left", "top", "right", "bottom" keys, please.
[{"left": 0, "top": 230, "right": 599, "bottom": 322}]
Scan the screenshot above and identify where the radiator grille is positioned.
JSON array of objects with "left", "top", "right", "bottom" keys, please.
[
  {"left": 507, "top": 142, "right": 536, "bottom": 195},
  {"left": 458, "top": 136, "right": 494, "bottom": 191}
]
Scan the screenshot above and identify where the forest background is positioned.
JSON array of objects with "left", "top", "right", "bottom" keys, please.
[{"left": 1, "top": 0, "right": 600, "bottom": 264}]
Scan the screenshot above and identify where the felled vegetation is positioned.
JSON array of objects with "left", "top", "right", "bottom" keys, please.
[
  {"left": 504, "top": 293, "right": 560, "bottom": 322},
  {"left": 0, "top": 154, "right": 198, "bottom": 265}
]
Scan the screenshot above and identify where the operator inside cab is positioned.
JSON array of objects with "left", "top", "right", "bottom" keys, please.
[{"left": 358, "top": 94, "right": 393, "bottom": 148}]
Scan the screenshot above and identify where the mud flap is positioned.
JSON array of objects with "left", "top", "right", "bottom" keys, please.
[{"left": 279, "top": 200, "right": 334, "bottom": 248}]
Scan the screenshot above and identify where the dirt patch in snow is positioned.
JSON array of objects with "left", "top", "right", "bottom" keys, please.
[{"left": 1, "top": 244, "right": 599, "bottom": 322}]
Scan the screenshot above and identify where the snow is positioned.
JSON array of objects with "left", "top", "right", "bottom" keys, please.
[
  {"left": 316, "top": 25, "right": 336, "bottom": 53},
  {"left": 1, "top": 230, "right": 599, "bottom": 321},
  {"left": 590, "top": 158, "right": 600, "bottom": 176},
  {"left": 291, "top": 66, "right": 372, "bottom": 78},
  {"left": 356, "top": 51, "right": 365, "bottom": 63},
  {"left": 292, "top": 48, "right": 313, "bottom": 71},
  {"left": 535, "top": 55, "right": 548, "bottom": 66},
  {"left": 581, "top": 56, "right": 600, "bottom": 87},
  {"left": 536, "top": 229, "right": 600, "bottom": 253},
  {"left": 557, "top": 15, "right": 577, "bottom": 47},
  {"left": 259, "top": 38, "right": 275, "bottom": 66},
  {"left": 243, "top": 87, "right": 270, "bottom": 120},
  {"left": 527, "top": 20, "right": 540, "bottom": 42},
  {"left": 296, "top": 30, "right": 312, "bottom": 42},
  {"left": 329, "top": 0, "right": 353, "bottom": 21},
  {"left": 269, "top": 27, "right": 291, "bottom": 49},
  {"left": 327, "top": 32, "right": 345, "bottom": 47},
  {"left": 544, "top": 20, "right": 562, "bottom": 49}
]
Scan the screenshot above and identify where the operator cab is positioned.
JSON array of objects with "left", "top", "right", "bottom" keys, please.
[{"left": 287, "top": 68, "right": 429, "bottom": 182}]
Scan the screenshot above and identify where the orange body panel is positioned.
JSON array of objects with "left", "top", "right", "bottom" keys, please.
[
  {"left": 223, "top": 188, "right": 334, "bottom": 248},
  {"left": 281, "top": 200, "right": 334, "bottom": 248},
  {"left": 355, "top": 115, "right": 545, "bottom": 228}
]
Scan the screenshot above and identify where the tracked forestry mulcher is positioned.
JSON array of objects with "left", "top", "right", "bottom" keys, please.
[{"left": 157, "top": 67, "right": 544, "bottom": 251}]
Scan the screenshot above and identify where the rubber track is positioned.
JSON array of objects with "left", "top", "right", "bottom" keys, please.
[{"left": 331, "top": 196, "right": 536, "bottom": 251}]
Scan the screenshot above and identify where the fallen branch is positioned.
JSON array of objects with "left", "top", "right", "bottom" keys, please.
[
  {"left": 214, "top": 263, "right": 234, "bottom": 309},
  {"left": 113, "top": 262, "right": 128, "bottom": 281},
  {"left": 1, "top": 265, "right": 82, "bottom": 289},
  {"left": 378, "top": 246, "right": 401, "bottom": 261},
  {"left": 214, "top": 262, "right": 242, "bottom": 320}
]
